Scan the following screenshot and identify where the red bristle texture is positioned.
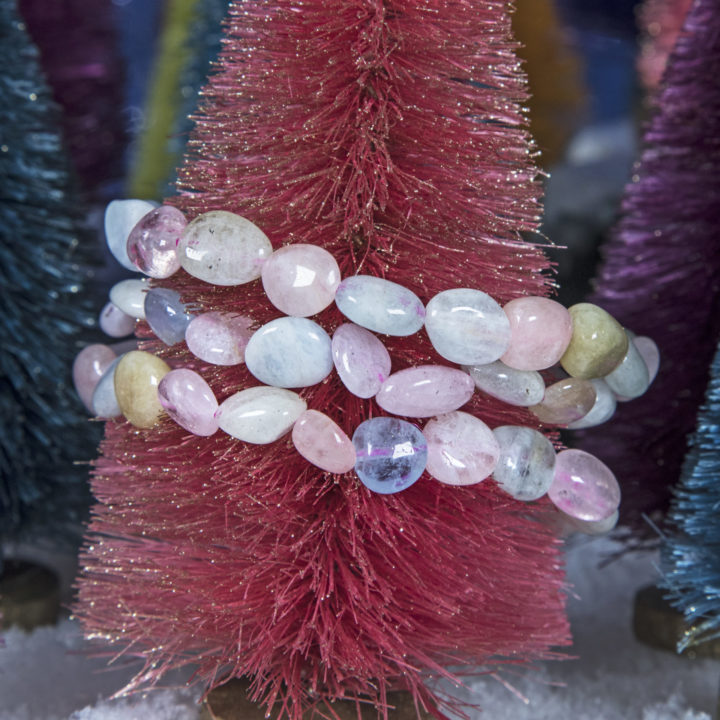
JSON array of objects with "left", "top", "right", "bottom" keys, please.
[{"left": 76, "top": 1, "right": 570, "bottom": 718}]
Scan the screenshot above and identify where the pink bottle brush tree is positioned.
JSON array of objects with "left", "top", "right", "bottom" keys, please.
[{"left": 76, "top": 1, "right": 573, "bottom": 717}]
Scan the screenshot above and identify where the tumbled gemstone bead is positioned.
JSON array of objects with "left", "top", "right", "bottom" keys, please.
[
  {"left": 335, "top": 275, "right": 425, "bottom": 336},
  {"left": 99, "top": 301, "right": 136, "bottom": 338},
  {"left": 570, "top": 509, "right": 619, "bottom": 536},
  {"left": 352, "top": 417, "right": 428, "bottom": 494},
  {"left": 530, "top": 377, "right": 596, "bottom": 425},
  {"left": 92, "top": 356, "right": 123, "bottom": 418},
  {"left": 109, "top": 278, "right": 148, "bottom": 319},
  {"left": 425, "top": 288, "right": 510, "bottom": 365},
  {"left": 463, "top": 361, "right": 544, "bottom": 407},
  {"left": 376, "top": 366, "right": 474, "bottom": 418},
  {"left": 604, "top": 330, "right": 650, "bottom": 400},
  {"left": 127, "top": 205, "right": 186, "bottom": 278},
  {"left": 492, "top": 425, "right": 556, "bottom": 501},
  {"left": 144, "top": 288, "right": 194, "bottom": 346},
  {"left": 185, "top": 312, "right": 253, "bottom": 366},
  {"left": 332, "top": 323, "right": 391, "bottom": 398},
  {"left": 158, "top": 368, "right": 218, "bottom": 436},
  {"left": 104, "top": 199, "right": 159, "bottom": 271},
  {"left": 114, "top": 350, "right": 171, "bottom": 428},
  {"left": 501, "top": 296, "right": 573, "bottom": 370},
  {"left": 261, "top": 244, "right": 341, "bottom": 317},
  {"left": 292, "top": 410, "right": 356, "bottom": 473},
  {"left": 560, "top": 303, "right": 629, "bottom": 379},
  {"left": 177, "top": 210, "right": 272, "bottom": 286},
  {"left": 216, "top": 386, "right": 306, "bottom": 444},
  {"left": 548, "top": 448, "right": 621, "bottom": 522},
  {"left": 634, "top": 336, "right": 660, "bottom": 385},
  {"left": 73, "top": 344, "right": 117, "bottom": 411},
  {"left": 567, "top": 379, "right": 617, "bottom": 430},
  {"left": 423, "top": 411, "right": 499, "bottom": 486},
  {"left": 245, "top": 317, "right": 333, "bottom": 388}
]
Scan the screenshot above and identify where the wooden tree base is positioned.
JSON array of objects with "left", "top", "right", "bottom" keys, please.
[
  {"left": 201, "top": 678, "right": 435, "bottom": 720},
  {"left": 0, "top": 559, "right": 61, "bottom": 631}
]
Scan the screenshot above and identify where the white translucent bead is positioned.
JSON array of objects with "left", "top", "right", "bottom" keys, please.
[
  {"left": 109, "top": 278, "right": 148, "bottom": 319},
  {"left": 604, "top": 330, "right": 650, "bottom": 400},
  {"left": 104, "top": 199, "right": 159, "bottom": 271},
  {"left": 463, "top": 361, "right": 544, "bottom": 407},
  {"left": 91, "top": 356, "right": 123, "bottom": 418},
  {"left": 567, "top": 379, "right": 617, "bottom": 430}
]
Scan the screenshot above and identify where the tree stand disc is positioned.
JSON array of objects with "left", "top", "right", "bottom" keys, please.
[
  {"left": 0, "top": 559, "right": 61, "bottom": 631},
  {"left": 201, "top": 678, "right": 435, "bottom": 720}
]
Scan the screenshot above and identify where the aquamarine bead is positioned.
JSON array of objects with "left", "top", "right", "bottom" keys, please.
[
  {"left": 352, "top": 417, "right": 428, "bottom": 494},
  {"left": 244, "top": 316, "right": 333, "bottom": 388},
  {"left": 144, "top": 288, "right": 194, "bottom": 346},
  {"left": 335, "top": 275, "right": 425, "bottom": 336}
]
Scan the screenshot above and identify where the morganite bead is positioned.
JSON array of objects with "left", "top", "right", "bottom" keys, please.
[
  {"left": 335, "top": 275, "right": 425, "bottom": 336},
  {"left": 549, "top": 448, "right": 621, "bottom": 522},
  {"left": 92, "top": 356, "right": 123, "bottom": 418},
  {"left": 492, "top": 425, "right": 556, "bottom": 501},
  {"left": 634, "top": 336, "right": 660, "bottom": 385},
  {"left": 501, "top": 296, "right": 573, "bottom": 370},
  {"left": 375, "top": 366, "right": 474, "bottom": 418},
  {"left": 423, "top": 411, "right": 499, "bottom": 486},
  {"left": 216, "top": 386, "right": 306, "bottom": 444},
  {"left": 245, "top": 317, "right": 333, "bottom": 388},
  {"left": 292, "top": 410, "right": 356, "bottom": 473},
  {"left": 463, "top": 361, "right": 544, "bottom": 407},
  {"left": 560, "top": 303, "right": 629, "bottom": 379},
  {"left": 113, "top": 350, "right": 171, "bottom": 428},
  {"left": 261, "top": 244, "right": 341, "bottom": 317},
  {"left": 332, "top": 323, "right": 391, "bottom": 398},
  {"left": 567, "top": 379, "right": 617, "bottom": 430},
  {"left": 177, "top": 210, "right": 272, "bottom": 286},
  {"left": 185, "top": 312, "right": 253, "bottom": 366},
  {"left": 352, "top": 417, "right": 428, "bottom": 494},
  {"left": 126, "top": 205, "right": 186, "bottom": 278},
  {"left": 604, "top": 330, "right": 650, "bottom": 400},
  {"left": 425, "top": 288, "right": 510, "bottom": 365},
  {"left": 104, "top": 199, "right": 159, "bottom": 271},
  {"left": 109, "top": 278, "right": 148, "bottom": 319},
  {"left": 530, "top": 377, "right": 596, "bottom": 425},
  {"left": 158, "top": 369, "right": 218, "bottom": 436},
  {"left": 144, "top": 288, "right": 194, "bottom": 346},
  {"left": 72, "top": 344, "right": 117, "bottom": 411},
  {"left": 99, "top": 301, "right": 135, "bottom": 338}
]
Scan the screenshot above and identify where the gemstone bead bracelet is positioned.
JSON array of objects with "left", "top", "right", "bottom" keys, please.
[{"left": 73, "top": 201, "right": 660, "bottom": 531}]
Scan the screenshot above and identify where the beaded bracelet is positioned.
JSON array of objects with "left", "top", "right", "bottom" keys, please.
[{"left": 74, "top": 201, "right": 660, "bottom": 531}]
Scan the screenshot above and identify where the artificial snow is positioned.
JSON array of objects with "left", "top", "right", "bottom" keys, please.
[{"left": 1, "top": 537, "right": 717, "bottom": 719}]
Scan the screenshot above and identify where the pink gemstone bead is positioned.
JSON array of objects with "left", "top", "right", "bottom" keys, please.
[
  {"left": 261, "top": 244, "right": 341, "bottom": 317},
  {"left": 424, "top": 411, "right": 499, "bottom": 486},
  {"left": 98, "top": 301, "right": 136, "bottom": 338},
  {"left": 548, "top": 449, "right": 621, "bottom": 522},
  {"left": 376, "top": 365, "right": 474, "bottom": 418},
  {"left": 634, "top": 336, "right": 660, "bottom": 384},
  {"left": 501, "top": 296, "right": 573, "bottom": 371},
  {"left": 158, "top": 369, "right": 219, "bottom": 436},
  {"left": 185, "top": 312, "right": 253, "bottom": 365},
  {"left": 292, "top": 409, "right": 356, "bottom": 473},
  {"left": 72, "top": 344, "right": 117, "bottom": 411},
  {"left": 127, "top": 205, "right": 186, "bottom": 278},
  {"left": 332, "top": 323, "right": 391, "bottom": 398}
]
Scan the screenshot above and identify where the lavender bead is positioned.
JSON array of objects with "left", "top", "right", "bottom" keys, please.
[
  {"left": 144, "top": 288, "right": 194, "bottom": 346},
  {"left": 335, "top": 275, "right": 425, "bottom": 336},
  {"left": 332, "top": 323, "right": 392, "bottom": 398},
  {"left": 185, "top": 312, "right": 253, "bottom": 366},
  {"left": 463, "top": 361, "right": 545, "bottom": 407},
  {"left": 376, "top": 365, "right": 474, "bottom": 418},
  {"left": 634, "top": 336, "right": 660, "bottom": 384},
  {"left": 158, "top": 369, "right": 218, "bottom": 436},
  {"left": 425, "top": 288, "right": 511, "bottom": 365},
  {"left": 292, "top": 410, "right": 356, "bottom": 473},
  {"left": 104, "top": 199, "right": 159, "bottom": 271},
  {"left": 99, "top": 301, "right": 136, "bottom": 338},
  {"left": 352, "top": 417, "right": 428, "bottom": 494},
  {"left": 127, "top": 205, "right": 186, "bottom": 278}
]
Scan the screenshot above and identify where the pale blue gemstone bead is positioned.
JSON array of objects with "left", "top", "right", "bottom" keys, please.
[
  {"left": 335, "top": 275, "right": 425, "bottom": 336},
  {"left": 463, "top": 360, "right": 544, "bottom": 407},
  {"left": 245, "top": 317, "right": 333, "bottom": 388},
  {"left": 603, "top": 331, "right": 650, "bottom": 400},
  {"left": 352, "top": 417, "right": 428, "bottom": 494},
  {"left": 567, "top": 379, "right": 617, "bottom": 430},
  {"left": 492, "top": 425, "right": 556, "bottom": 501},
  {"left": 91, "top": 356, "right": 123, "bottom": 418},
  {"left": 425, "top": 288, "right": 510, "bottom": 365},
  {"left": 144, "top": 288, "right": 194, "bottom": 346}
]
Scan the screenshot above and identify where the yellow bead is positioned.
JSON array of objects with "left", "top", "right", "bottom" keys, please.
[
  {"left": 114, "top": 350, "right": 171, "bottom": 428},
  {"left": 560, "top": 304, "right": 628, "bottom": 379}
]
